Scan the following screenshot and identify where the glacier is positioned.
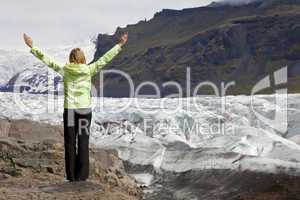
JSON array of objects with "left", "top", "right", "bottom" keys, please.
[{"left": 0, "top": 92, "right": 300, "bottom": 177}]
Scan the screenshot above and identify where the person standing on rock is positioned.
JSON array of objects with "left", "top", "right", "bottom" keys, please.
[{"left": 23, "top": 32, "right": 128, "bottom": 182}]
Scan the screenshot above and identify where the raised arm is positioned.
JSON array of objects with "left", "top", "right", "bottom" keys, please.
[
  {"left": 23, "top": 33, "right": 64, "bottom": 75},
  {"left": 89, "top": 32, "right": 128, "bottom": 77}
]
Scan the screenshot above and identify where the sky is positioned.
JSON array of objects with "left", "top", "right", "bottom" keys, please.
[{"left": 0, "top": 0, "right": 217, "bottom": 49}]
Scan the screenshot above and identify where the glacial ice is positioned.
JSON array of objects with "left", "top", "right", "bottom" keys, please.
[{"left": 0, "top": 92, "right": 300, "bottom": 177}]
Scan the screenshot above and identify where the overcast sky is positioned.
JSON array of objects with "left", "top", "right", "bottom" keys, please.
[{"left": 0, "top": 0, "right": 217, "bottom": 49}]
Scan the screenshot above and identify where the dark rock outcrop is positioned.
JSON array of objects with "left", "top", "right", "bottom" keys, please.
[
  {"left": 144, "top": 169, "right": 300, "bottom": 200},
  {"left": 0, "top": 119, "right": 142, "bottom": 200}
]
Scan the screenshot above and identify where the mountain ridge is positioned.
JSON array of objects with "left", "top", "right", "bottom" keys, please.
[{"left": 92, "top": 0, "right": 300, "bottom": 97}]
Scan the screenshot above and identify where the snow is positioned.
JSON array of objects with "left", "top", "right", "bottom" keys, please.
[
  {"left": 0, "top": 92, "right": 300, "bottom": 176},
  {"left": 0, "top": 40, "right": 95, "bottom": 87}
]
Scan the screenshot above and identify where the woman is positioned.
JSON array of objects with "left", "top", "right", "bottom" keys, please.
[{"left": 23, "top": 32, "right": 128, "bottom": 182}]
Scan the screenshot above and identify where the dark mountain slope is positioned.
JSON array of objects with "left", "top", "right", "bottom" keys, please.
[{"left": 93, "top": 0, "right": 300, "bottom": 97}]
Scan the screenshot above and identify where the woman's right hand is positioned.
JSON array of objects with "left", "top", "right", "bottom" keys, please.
[
  {"left": 23, "top": 33, "right": 33, "bottom": 48},
  {"left": 118, "top": 32, "right": 128, "bottom": 47}
]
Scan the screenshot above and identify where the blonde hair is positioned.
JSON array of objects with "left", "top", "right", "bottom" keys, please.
[{"left": 69, "top": 48, "right": 86, "bottom": 64}]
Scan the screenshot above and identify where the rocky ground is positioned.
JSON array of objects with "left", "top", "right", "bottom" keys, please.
[{"left": 0, "top": 119, "right": 142, "bottom": 200}]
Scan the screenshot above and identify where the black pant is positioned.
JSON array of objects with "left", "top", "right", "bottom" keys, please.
[{"left": 63, "top": 108, "right": 92, "bottom": 181}]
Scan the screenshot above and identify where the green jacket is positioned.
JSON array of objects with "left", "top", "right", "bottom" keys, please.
[{"left": 31, "top": 44, "right": 122, "bottom": 109}]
